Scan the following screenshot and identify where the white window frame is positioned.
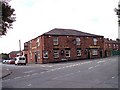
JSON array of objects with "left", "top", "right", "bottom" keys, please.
[
  {"left": 53, "top": 50, "right": 59, "bottom": 58},
  {"left": 77, "top": 49, "right": 81, "bottom": 57},
  {"left": 37, "top": 38, "right": 40, "bottom": 47},
  {"left": 109, "top": 44, "right": 111, "bottom": 48},
  {"left": 76, "top": 38, "right": 80, "bottom": 45},
  {"left": 93, "top": 38, "right": 97, "bottom": 45},
  {"left": 43, "top": 51, "right": 48, "bottom": 59},
  {"left": 65, "top": 50, "right": 70, "bottom": 57},
  {"left": 92, "top": 49, "right": 98, "bottom": 55},
  {"left": 53, "top": 37, "right": 58, "bottom": 45}
]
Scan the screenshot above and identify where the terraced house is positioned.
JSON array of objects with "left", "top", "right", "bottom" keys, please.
[
  {"left": 104, "top": 38, "right": 120, "bottom": 57},
  {"left": 24, "top": 28, "right": 106, "bottom": 64}
]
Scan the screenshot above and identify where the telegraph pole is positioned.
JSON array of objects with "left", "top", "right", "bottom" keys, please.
[{"left": 19, "top": 39, "right": 21, "bottom": 52}]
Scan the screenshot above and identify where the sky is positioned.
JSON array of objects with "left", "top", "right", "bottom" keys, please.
[{"left": 0, "top": 0, "right": 119, "bottom": 53}]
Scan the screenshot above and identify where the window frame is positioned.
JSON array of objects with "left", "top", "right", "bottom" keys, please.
[
  {"left": 53, "top": 37, "right": 58, "bottom": 45},
  {"left": 92, "top": 49, "right": 98, "bottom": 56},
  {"left": 65, "top": 49, "right": 70, "bottom": 58},
  {"left": 53, "top": 50, "right": 59, "bottom": 58},
  {"left": 43, "top": 51, "right": 48, "bottom": 59},
  {"left": 77, "top": 49, "right": 81, "bottom": 57},
  {"left": 76, "top": 37, "right": 80, "bottom": 45},
  {"left": 93, "top": 38, "right": 97, "bottom": 45}
]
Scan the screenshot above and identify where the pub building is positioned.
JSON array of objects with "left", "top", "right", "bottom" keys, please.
[{"left": 24, "top": 28, "right": 105, "bottom": 64}]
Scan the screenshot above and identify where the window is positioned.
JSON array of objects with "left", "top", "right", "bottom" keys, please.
[
  {"left": 37, "top": 38, "right": 40, "bottom": 47},
  {"left": 92, "top": 49, "right": 98, "bottom": 55},
  {"left": 37, "top": 50, "right": 40, "bottom": 59},
  {"left": 43, "top": 51, "right": 48, "bottom": 58},
  {"left": 113, "top": 44, "right": 116, "bottom": 48},
  {"left": 116, "top": 44, "right": 119, "bottom": 50},
  {"left": 76, "top": 38, "right": 80, "bottom": 45},
  {"left": 53, "top": 37, "right": 58, "bottom": 45},
  {"left": 93, "top": 38, "right": 97, "bottom": 45},
  {"left": 109, "top": 44, "right": 111, "bottom": 48},
  {"left": 53, "top": 50, "right": 59, "bottom": 58},
  {"left": 30, "top": 51, "right": 32, "bottom": 59},
  {"left": 65, "top": 49, "right": 70, "bottom": 57},
  {"left": 77, "top": 48, "right": 81, "bottom": 57}
]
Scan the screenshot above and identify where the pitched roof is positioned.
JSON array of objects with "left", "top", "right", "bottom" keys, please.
[
  {"left": 9, "top": 51, "right": 21, "bottom": 54},
  {"left": 43, "top": 28, "right": 103, "bottom": 37}
]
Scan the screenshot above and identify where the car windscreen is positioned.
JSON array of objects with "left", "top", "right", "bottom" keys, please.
[{"left": 19, "top": 57, "right": 25, "bottom": 60}]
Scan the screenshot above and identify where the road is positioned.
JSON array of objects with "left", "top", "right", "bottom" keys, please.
[{"left": 2, "top": 56, "right": 119, "bottom": 88}]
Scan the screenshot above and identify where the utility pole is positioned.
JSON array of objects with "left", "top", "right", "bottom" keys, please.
[{"left": 19, "top": 39, "right": 21, "bottom": 52}]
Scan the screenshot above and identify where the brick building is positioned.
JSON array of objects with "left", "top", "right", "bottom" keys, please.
[
  {"left": 24, "top": 28, "right": 105, "bottom": 64},
  {"left": 104, "top": 38, "right": 120, "bottom": 57},
  {"left": 9, "top": 51, "right": 22, "bottom": 59}
]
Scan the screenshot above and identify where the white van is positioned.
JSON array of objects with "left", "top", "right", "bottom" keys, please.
[{"left": 15, "top": 56, "right": 26, "bottom": 65}]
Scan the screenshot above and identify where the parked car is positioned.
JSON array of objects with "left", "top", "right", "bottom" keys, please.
[
  {"left": 15, "top": 56, "right": 26, "bottom": 65},
  {"left": 2, "top": 59, "right": 7, "bottom": 64},
  {"left": 8, "top": 58, "right": 16, "bottom": 64}
]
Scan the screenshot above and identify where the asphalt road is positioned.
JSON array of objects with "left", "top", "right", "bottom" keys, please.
[{"left": 2, "top": 56, "right": 119, "bottom": 88}]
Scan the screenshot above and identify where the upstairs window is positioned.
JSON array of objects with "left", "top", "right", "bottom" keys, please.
[
  {"left": 37, "top": 38, "right": 40, "bottom": 47},
  {"left": 93, "top": 38, "right": 97, "bottom": 45},
  {"left": 109, "top": 44, "right": 111, "bottom": 48},
  {"left": 76, "top": 38, "right": 80, "bottom": 45},
  {"left": 53, "top": 37, "right": 58, "bottom": 45}
]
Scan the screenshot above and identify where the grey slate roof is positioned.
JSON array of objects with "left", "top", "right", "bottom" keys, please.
[
  {"left": 43, "top": 28, "right": 103, "bottom": 37},
  {"left": 9, "top": 51, "right": 21, "bottom": 54}
]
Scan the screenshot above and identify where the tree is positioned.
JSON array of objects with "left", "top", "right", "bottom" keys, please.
[
  {"left": 115, "top": 1, "right": 120, "bottom": 26},
  {"left": 0, "top": 0, "right": 16, "bottom": 36}
]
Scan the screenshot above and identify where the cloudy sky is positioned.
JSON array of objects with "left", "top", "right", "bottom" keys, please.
[{"left": 0, "top": 0, "right": 119, "bottom": 53}]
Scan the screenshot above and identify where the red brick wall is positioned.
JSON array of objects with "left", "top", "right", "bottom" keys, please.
[{"left": 42, "top": 35, "right": 104, "bottom": 63}]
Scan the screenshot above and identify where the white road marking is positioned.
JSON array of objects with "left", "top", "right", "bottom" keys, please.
[
  {"left": 88, "top": 67, "right": 93, "bottom": 69},
  {"left": 24, "top": 75, "right": 30, "bottom": 77},
  {"left": 28, "top": 84, "right": 32, "bottom": 86},
  {"left": 14, "top": 77, "right": 21, "bottom": 79},
  {"left": 24, "top": 70, "right": 34, "bottom": 74},
  {"left": 32, "top": 73, "right": 38, "bottom": 76},
  {"left": 50, "top": 69, "right": 55, "bottom": 71},
  {"left": 94, "top": 65, "right": 100, "bottom": 67},
  {"left": 112, "top": 76, "right": 115, "bottom": 79},
  {"left": 40, "top": 72, "right": 45, "bottom": 74},
  {"left": 6, "top": 69, "right": 9, "bottom": 70},
  {"left": 78, "top": 71, "right": 81, "bottom": 72},
  {"left": 56, "top": 68, "right": 61, "bottom": 70},
  {"left": 97, "top": 61, "right": 105, "bottom": 64},
  {"left": 46, "top": 71, "right": 50, "bottom": 73}
]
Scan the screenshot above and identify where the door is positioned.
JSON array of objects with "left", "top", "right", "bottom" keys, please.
[
  {"left": 35, "top": 54, "right": 37, "bottom": 64},
  {"left": 25, "top": 54, "right": 28, "bottom": 63},
  {"left": 87, "top": 50, "right": 90, "bottom": 59},
  {"left": 100, "top": 50, "right": 103, "bottom": 58}
]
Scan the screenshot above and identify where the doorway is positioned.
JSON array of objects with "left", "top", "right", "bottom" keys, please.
[
  {"left": 35, "top": 54, "right": 38, "bottom": 64},
  {"left": 25, "top": 54, "right": 28, "bottom": 63},
  {"left": 87, "top": 50, "right": 90, "bottom": 59},
  {"left": 100, "top": 50, "right": 103, "bottom": 58}
]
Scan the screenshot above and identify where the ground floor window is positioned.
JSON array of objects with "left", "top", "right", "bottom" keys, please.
[
  {"left": 43, "top": 51, "right": 48, "bottom": 58},
  {"left": 92, "top": 49, "right": 98, "bottom": 55},
  {"left": 65, "top": 49, "right": 70, "bottom": 58},
  {"left": 53, "top": 50, "right": 59, "bottom": 58},
  {"left": 77, "top": 48, "right": 81, "bottom": 57}
]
